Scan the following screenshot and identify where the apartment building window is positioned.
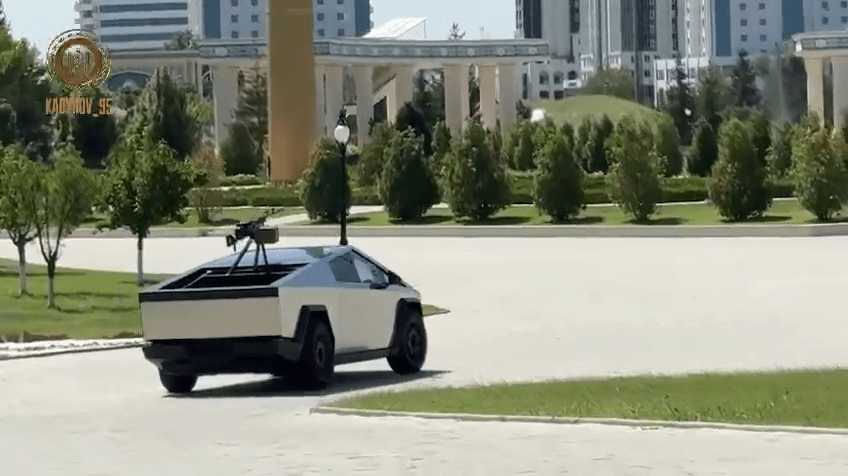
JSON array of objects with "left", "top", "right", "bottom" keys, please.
[
  {"left": 740, "top": 2, "right": 746, "bottom": 9},
  {"left": 843, "top": 1, "right": 847, "bottom": 7},
  {"left": 644, "top": 70, "right": 651, "bottom": 78},
  {"left": 760, "top": 18, "right": 766, "bottom": 25},
  {"left": 317, "top": 0, "right": 323, "bottom": 3},
  {"left": 251, "top": 0, "right": 258, "bottom": 5},
  {"left": 741, "top": 19, "right": 747, "bottom": 26},
  {"left": 317, "top": 13, "right": 324, "bottom": 20},
  {"left": 824, "top": 16, "right": 830, "bottom": 23},
  {"left": 741, "top": 34, "right": 748, "bottom": 41},
  {"left": 758, "top": 2, "right": 765, "bottom": 8},
  {"left": 337, "top": 0, "right": 344, "bottom": 4},
  {"left": 231, "top": 0, "right": 237, "bottom": 6},
  {"left": 841, "top": 15, "right": 847, "bottom": 21},
  {"left": 656, "top": 69, "right": 665, "bottom": 80},
  {"left": 251, "top": 14, "right": 259, "bottom": 22},
  {"left": 251, "top": 30, "right": 259, "bottom": 37},
  {"left": 823, "top": 1, "right": 829, "bottom": 9},
  {"left": 231, "top": 14, "right": 238, "bottom": 22},
  {"left": 760, "top": 34, "right": 767, "bottom": 41},
  {"left": 337, "top": 28, "right": 345, "bottom": 35},
  {"left": 231, "top": 31, "right": 239, "bottom": 38},
  {"left": 317, "top": 28, "right": 324, "bottom": 36},
  {"left": 337, "top": 12, "right": 344, "bottom": 20}
]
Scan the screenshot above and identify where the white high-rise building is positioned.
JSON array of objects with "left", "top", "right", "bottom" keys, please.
[
  {"left": 74, "top": 0, "right": 202, "bottom": 51},
  {"left": 804, "top": 0, "right": 848, "bottom": 31}
]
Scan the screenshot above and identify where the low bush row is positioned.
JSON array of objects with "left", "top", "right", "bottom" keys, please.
[{"left": 216, "top": 173, "right": 795, "bottom": 208}]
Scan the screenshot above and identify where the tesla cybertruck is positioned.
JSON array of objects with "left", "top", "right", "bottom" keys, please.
[{"left": 138, "top": 213, "right": 427, "bottom": 393}]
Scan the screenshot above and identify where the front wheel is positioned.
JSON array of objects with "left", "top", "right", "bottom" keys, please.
[
  {"left": 158, "top": 370, "right": 198, "bottom": 394},
  {"left": 292, "top": 319, "right": 335, "bottom": 389},
  {"left": 387, "top": 309, "right": 427, "bottom": 375}
]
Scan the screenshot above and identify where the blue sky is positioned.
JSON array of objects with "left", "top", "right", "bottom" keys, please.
[{"left": 2, "top": 0, "right": 516, "bottom": 59}]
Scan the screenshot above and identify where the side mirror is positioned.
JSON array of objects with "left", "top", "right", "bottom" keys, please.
[{"left": 388, "top": 272, "right": 402, "bottom": 285}]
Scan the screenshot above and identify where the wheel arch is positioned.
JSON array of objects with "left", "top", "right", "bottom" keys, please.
[
  {"left": 294, "top": 304, "right": 335, "bottom": 345},
  {"left": 389, "top": 298, "right": 422, "bottom": 349}
]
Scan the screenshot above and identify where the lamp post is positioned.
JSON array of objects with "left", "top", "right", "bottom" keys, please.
[{"left": 333, "top": 109, "right": 351, "bottom": 246}]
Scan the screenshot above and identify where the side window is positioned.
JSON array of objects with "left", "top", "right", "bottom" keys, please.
[
  {"left": 328, "top": 255, "right": 360, "bottom": 283},
  {"left": 352, "top": 254, "right": 388, "bottom": 285}
]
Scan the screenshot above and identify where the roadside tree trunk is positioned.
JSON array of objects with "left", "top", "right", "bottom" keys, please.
[
  {"left": 46, "top": 260, "right": 56, "bottom": 308},
  {"left": 16, "top": 242, "right": 28, "bottom": 296},
  {"left": 137, "top": 235, "right": 144, "bottom": 286}
]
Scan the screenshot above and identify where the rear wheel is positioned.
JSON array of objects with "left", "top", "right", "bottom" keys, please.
[
  {"left": 292, "top": 319, "right": 334, "bottom": 389},
  {"left": 387, "top": 309, "right": 427, "bottom": 375},
  {"left": 158, "top": 370, "right": 198, "bottom": 394}
]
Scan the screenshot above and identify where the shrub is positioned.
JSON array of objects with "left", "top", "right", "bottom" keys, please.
[
  {"left": 189, "top": 144, "right": 224, "bottom": 223},
  {"left": 220, "top": 120, "right": 261, "bottom": 176},
  {"left": 686, "top": 119, "right": 718, "bottom": 177},
  {"left": 356, "top": 122, "right": 394, "bottom": 186},
  {"left": 431, "top": 120, "right": 452, "bottom": 176},
  {"left": 297, "top": 138, "right": 350, "bottom": 223},
  {"left": 708, "top": 118, "right": 772, "bottom": 221},
  {"left": 656, "top": 116, "right": 684, "bottom": 177},
  {"left": 377, "top": 128, "right": 440, "bottom": 221},
  {"left": 790, "top": 119, "right": 848, "bottom": 221},
  {"left": 766, "top": 121, "right": 795, "bottom": 179},
  {"left": 511, "top": 120, "right": 535, "bottom": 171},
  {"left": 533, "top": 133, "right": 585, "bottom": 222},
  {"left": 442, "top": 120, "right": 512, "bottom": 221},
  {"left": 585, "top": 114, "right": 615, "bottom": 173},
  {"left": 605, "top": 114, "right": 664, "bottom": 222}
]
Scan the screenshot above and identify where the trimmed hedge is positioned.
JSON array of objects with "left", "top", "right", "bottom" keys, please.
[{"left": 216, "top": 174, "right": 796, "bottom": 207}]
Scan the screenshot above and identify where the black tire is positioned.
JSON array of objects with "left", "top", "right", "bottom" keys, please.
[
  {"left": 387, "top": 308, "right": 427, "bottom": 375},
  {"left": 293, "top": 318, "right": 334, "bottom": 389},
  {"left": 158, "top": 370, "right": 198, "bottom": 394}
]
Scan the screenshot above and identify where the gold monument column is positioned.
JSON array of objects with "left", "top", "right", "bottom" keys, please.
[{"left": 267, "top": 0, "right": 317, "bottom": 183}]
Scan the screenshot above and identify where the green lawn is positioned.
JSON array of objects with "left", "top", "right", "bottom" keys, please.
[
  {"left": 332, "top": 368, "right": 848, "bottom": 428},
  {"left": 81, "top": 206, "right": 303, "bottom": 229},
  {"left": 0, "top": 259, "right": 447, "bottom": 342},
  {"left": 531, "top": 94, "right": 667, "bottom": 129},
  {"left": 341, "top": 199, "right": 844, "bottom": 226}
]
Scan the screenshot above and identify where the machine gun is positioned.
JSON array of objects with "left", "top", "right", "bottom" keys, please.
[{"left": 225, "top": 208, "right": 281, "bottom": 275}]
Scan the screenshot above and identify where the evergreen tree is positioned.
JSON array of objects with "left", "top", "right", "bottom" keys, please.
[
  {"left": 708, "top": 118, "right": 772, "bottom": 221},
  {"left": 378, "top": 128, "right": 440, "bottom": 221},
  {"left": 533, "top": 133, "right": 585, "bottom": 222},
  {"left": 232, "top": 63, "right": 268, "bottom": 159},
  {"left": 696, "top": 67, "right": 726, "bottom": 132},
  {"left": 731, "top": 50, "right": 761, "bottom": 109},
  {"left": 664, "top": 63, "right": 696, "bottom": 144}
]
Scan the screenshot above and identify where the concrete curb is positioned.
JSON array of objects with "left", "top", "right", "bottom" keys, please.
[
  {"left": 276, "top": 223, "right": 848, "bottom": 238},
  {"left": 309, "top": 406, "right": 848, "bottom": 436},
  {"left": 0, "top": 342, "right": 143, "bottom": 361}
]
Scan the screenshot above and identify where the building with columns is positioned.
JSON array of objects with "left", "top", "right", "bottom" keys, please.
[{"left": 793, "top": 30, "right": 848, "bottom": 126}]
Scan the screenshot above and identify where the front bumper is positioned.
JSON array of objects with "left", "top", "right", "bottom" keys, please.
[{"left": 142, "top": 337, "right": 303, "bottom": 376}]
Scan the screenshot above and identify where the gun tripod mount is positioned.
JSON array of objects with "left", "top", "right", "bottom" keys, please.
[{"left": 225, "top": 208, "right": 281, "bottom": 275}]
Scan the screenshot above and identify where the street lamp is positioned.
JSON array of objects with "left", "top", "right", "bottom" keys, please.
[{"left": 333, "top": 109, "right": 351, "bottom": 246}]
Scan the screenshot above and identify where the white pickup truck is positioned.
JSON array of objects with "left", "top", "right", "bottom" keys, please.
[{"left": 138, "top": 235, "right": 427, "bottom": 393}]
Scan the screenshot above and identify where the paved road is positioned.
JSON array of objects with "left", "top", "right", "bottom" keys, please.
[{"left": 2, "top": 236, "right": 848, "bottom": 474}]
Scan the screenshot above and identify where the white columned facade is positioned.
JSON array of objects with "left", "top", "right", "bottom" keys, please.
[
  {"left": 353, "top": 65, "right": 374, "bottom": 145},
  {"left": 805, "top": 56, "right": 825, "bottom": 121},
  {"left": 444, "top": 64, "right": 470, "bottom": 134},
  {"left": 314, "top": 65, "right": 326, "bottom": 138},
  {"left": 478, "top": 64, "right": 498, "bottom": 132},
  {"left": 832, "top": 56, "right": 848, "bottom": 127},
  {"left": 212, "top": 65, "right": 240, "bottom": 146},
  {"left": 324, "top": 65, "right": 344, "bottom": 137},
  {"left": 498, "top": 63, "right": 519, "bottom": 134},
  {"left": 394, "top": 64, "right": 415, "bottom": 121}
]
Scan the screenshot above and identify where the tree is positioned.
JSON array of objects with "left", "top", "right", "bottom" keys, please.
[
  {"left": 724, "top": 107, "right": 770, "bottom": 167},
  {"left": 356, "top": 122, "right": 394, "bottom": 186},
  {"left": 766, "top": 121, "right": 794, "bottom": 179},
  {"left": 686, "top": 119, "right": 718, "bottom": 177},
  {"left": 298, "top": 138, "right": 351, "bottom": 223},
  {"left": 533, "top": 133, "right": 585, "bottom": 222},
  {"left": 448, "top": 23, "right": 466, "bottom": 40},
  {"left": 189, "top": 143, "right": 224, "bottom": 223},
  {"left": 232, "top": 64, "right": 268, "bottom": 161},
  {"left": 730, "top": 50, "right": 761, "bottom": 109},
  {"left": 164, "top": 29, "right": 197, "bottom": 50},
  {"left": 511, "top": 120, "right": 535, "bottom": 170},
  {"left": 664, "top": 63, "right": 696, "bottom": 144},
  {"left": 442, "top": 120, "right": 511, "bottom": 221},
  {"left": 33, "top": 144, "right": 97, "bottom": 308},
  {"left": 696, "top": 67, "right": 726, "bottom": 132},
  {"left": 220, "top": 120, "right": 260, "bottom": 175},
  {"left": 708, "top": 118, "right": 772, "bottom": 221},
  {"left": 516, "top": 100, "right": 532, "bottom": 120},
  {"left": 605, "top": 114, "right": 664, "bottom": 222},
  {"left": 395, "top": 102, "right": 433, "bottom": 156},
  {"left": 0, "top": 99, "right": 16, "bottom": 146},
  {"left": 0, "top": 144, "right": 40, "bottom": 295},
  {"left": 581, "top": 68, "right": 636, "bottom": 100},
  {"left": 575, "top": 116, "right": 594, "bottom": 170},
  {"left": 585, "top": 114, "right": 615, "bottom": 173},
  {"left": 69, "top": 87, "right": 119, "bottom": 168},
  {"left": 378, "top": 128, "right": 441, "bottom": 221},
  {"left": 128, "top": 67, "right": 204, "bottom": 160},
  {"left": 431, "top": 119, "right": 452, "bottom": 175},
  {"left": 655, "top": 115, "right": 684, "bottom": 176},
  {"left": 100, "top": 134, "right": 196, "bottom": 285},
  {"left": 790, "top": 118, "right": 848, "bottom": 221},
  {"left": 412, "top": 70, "right": 444, "bottom": 130}
]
